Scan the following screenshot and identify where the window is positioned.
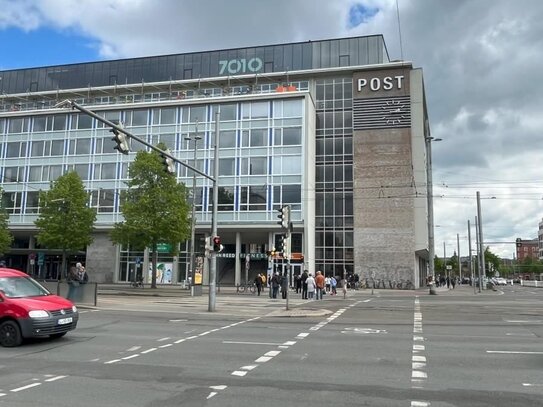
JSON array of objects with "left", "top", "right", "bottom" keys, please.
[
  {"left": 91, "top": 189, "right": 116, "bottom": 213},
  {"left": 250, "top": 101, "right": 268, "bottom": 118},
  {"left": 2, "top": 191, "right": 21, "bottom": 214},
  {"left": 282, "top": 185, "right": 301, "bottom": 204},
  {"left": 66, "top": 164, "right": 89, "bottom": 180},
  {"left": 95, "top": 136, "right": 117, "bottom": 154},
  {"left": 219, "top": 130, "right": 236, "bottom": 148},
  {"left": 3, "top": 167, "right": 23, "bottom": 183},
  {"left": 212, "top": 103, "right": 236, "bottom": 121},
  {"left": 241, "top": 157, "right": 267, "bottom": 175},
  {"left": 28, "top": 166, "right": 42, "bottom": 182},
  {"left": 68, "top": 138, "right": 92, "bottom": 155},
  {"left": 25, "top": 191, "right": 40, "bottom": 214},
  {"left": 48, "top": 165, "right": 63, "bottom": 181},
  {"left": 52, "top": 115, "right": 67, "bottom": 131},
  {"left": 130, "top": 109, "right": 148, "bottom": 126},
  {"left": 50, "top": 140, "right": 64, "bottom": 156},
  {"left": 240, "top": 186, "right": 267, "bottom": 211},
  {"left": 5, "top": 142, "right": 26, "bottom": 158},
  {"left": 189, "top": 106, "right": 206, "bottom": 123},
  {"left": 274, "top": 127, "right": 301, "bottom": 145},
  {"left": 273, "top": 156, "right": 301, "bottom": 175},
  {"left": 8, "top": 118, "right": 29, "bottom": 134},
  {"left": 242, "top": 129, "right": 267, "bottom": 147},
  {"left": 217, "top": 187, "right": 234, "bottom": 211},
  {"left": 94, "top": 163, "right": 116, "bottom": 180},
  {"left": 274, "top": 99, "right": 303, "bottom": 117},
  {"left": 219, "top": 158, "right": 236, "bottom": 176},
  {"left": 152, "top": 107, "right": 176, "bottom": 125},
  {"left": 72, "top": 113, "right": 93, "bottom": 129}
]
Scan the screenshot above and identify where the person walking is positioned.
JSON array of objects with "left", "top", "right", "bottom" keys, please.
[
  {"left": 315, "top": 270, "right": 325, "bottom": 300},
  {"left": 260, "top": 273, "right": 266, "bottom": 293},
  {"left": 306, "top": 272, "right": 316, "bottom": 300},
  {"left": 325, "top": 275, "right": 331, "bottom": 292},
  {"left": 295, "top": 273, "right": 302, "bottom": 294},
  {"left": 281, "top": 273, "right": 288, "bottom": 299},
  {"left": 271, "top": 272, "right": 280, "bottom": 299},
  {"left": 301, "top": 269, "right": 309, "bottom": 299},
  {"left": 330, "top": 276, "right": 337, "bottom": 295},
  {"left": 254, "top": 273, "right": 263, "bottom": 296}
]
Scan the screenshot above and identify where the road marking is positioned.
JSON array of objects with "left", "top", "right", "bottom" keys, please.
[
  {"left": 413, "top": 362, "right": 426, "bottom": 369},
  {"left": 296, "top": 332, "right": 309, "bottom": 338},
  {"left": 186, "top": 335, "right": 198, "bottom": 340},
  {"left": 157, "top": 337, "right": 170, "bottom": 342},
  {"left": 363, "top": 299, "right": 372, "bottom": 302},
  {"left": 240, "top": 365, "right": 257, "bottom": 371},
  {"left": 0, "top": 393, "right": 5, "bottom": 397},
  {"left": 264, "top": 351, "right": 281, "bottom": 357},
  {"left": 122, "top": 354, "right": 140, "bottom": 360},
  {"left": 412, "top": 371, "right": 427, "bottom": 379},
  {"left": 523, "top": 383, "right": 543, "bottom": 387},
  {"left": 283, "top": 341, "right": 296, "bottom": 346},
  {"left": 44, "top": 375, "right": 66, "bottom": 382},
  {"left": 210, "top": 385, "right": 227, "bottom": 390},
  {"left": 413, "top": 345, "right": 425, "bottom": 351},
  {"left": 169, "top": 319, "right": 188, "bottom": 322},
  {"left": 506, "top": 332, "right": 535, "bottom": 337},
  {"left": 207, "top": 392, "right": 217, "bottom": 399},
  {"left": 174, "top": 339, "right": 186, "bottom": 344},
  {"left": 504, "top": 320, "right": 542, "bottom": 323},
  {"left": 222, "top": 341, "right": 282, "bottom": 346},
  {"left": 159, "top": 344, "right": 173, "bottom": 348},
  {"left": 413, "top": 356, "right": 426, "bottom": 362},
  {"left": 487, "top": 351, "right": 543, "bottom": 355},
  {"left": 411, "top": 401, "right": 430, "bottom": 406},
  {"left": 231, "top": 371, "right": 247, "bottom": 377},
  {"left": 255, "top": 356, "right": 272, "bottom": 363},
  {"left": 11, "top": 383, "right": 41, "bottom": 392},
  {"left": 141, "top": 348, "right": 157, "bottom": 354},
  {"left": 126, "top": 346, "right": 141, "bottom": 352}
]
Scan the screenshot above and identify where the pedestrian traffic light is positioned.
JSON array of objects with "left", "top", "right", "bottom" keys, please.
[
  {"left": 161, "top": 149, "right": 176, "bottom": 174},
  {"left": 277, "top": 205, "right": 290, "bottom": 229},
  {"left": 204, "top": 237, "right": 213, "bottom": 257},
  {"left": 110, "top": 123, "right": 130, "bottom": 154},
  {"left": 516, "top": 238, "right": 522, "bottom": 248},
  {"left": 212, "top": 236, "right": 223, "bottom": 252}
]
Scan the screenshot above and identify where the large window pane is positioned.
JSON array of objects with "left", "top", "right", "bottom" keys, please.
[
  {"left": 219, "top": 158, "right": 235, "bottom": 176},
  {"left": 283, "top": 127, "right": 301, "bottom": 145},
  {"left": 282, "top": 185, "right": 301, "bottom": 203},
  {"left": 219, "top": 130, "right": 236, "bottom": 148}
]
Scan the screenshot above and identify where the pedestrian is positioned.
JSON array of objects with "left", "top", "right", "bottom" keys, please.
[
  {"left": 260, "top": 273, "right": 266, "bottom": 293},
  {"left": 315, "top": 270, "right": 325, "bottom": 300},
  {"left": 446, "top": 276, "right": 450, "bottom": 289},
  {"left": 325, "top": 275, "right": 331, "bottom": 292},
  {"left": 301, "top": 269, "right": 309, "bottom": 299},
  {"left": 330, "top": 276, "right": 337, "bottom": 295},
  {"left": 268, "top": 273, "right": 273, "bottom": 298},
  {"left": 306, "top": 272, "right": 316, "bottom": 300},
  {"left": 451, "top": 276, "right": 456, "bottom": 289},
  {"left": 271, "top": 272, "right": 280, "bottom": 299},
  {"left": 295, "top": 273, "right": 302, "bottom": 293},
  {"left": 254, "top": 273, "right": 263, "bottom": 296},
  {"left": 67, "top": 263, "right": 82, "bottom": 301}
]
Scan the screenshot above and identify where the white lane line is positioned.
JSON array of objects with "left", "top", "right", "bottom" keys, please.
[
  {"left": 122, "top": 354, "right": 140, "bottom": 360},
  {"left": 174, "top": 339, "right": 186, "bottom": 344},
  {"left": 414, "top": 336, "right": 425, "bottom": 341},
  {"left": 363, "top": 299, "right": 372, "bottom": 302},
  {"left": 523, "top": 383, "right": 543, "bottom": 387},
  {"left": 412, "top": 362, "right": 426, "bottom": 369},
  {"left": 231, "top": 371, "right": 247, "bottom": 377},
  {"left": 264, "top": 351, "right": 281, "bottom": 357},
  {"left": 210, "top": 385, "right": 227, "bottom": 390},
  {"left": 412, "top": 356, "right": 427, "bottom": 362},
  {"left": 0, "top": 393, "right": 6, "bottom": 397},
  {"left": 141, "top": 348, "right": 157, "bottom": 354},
  {"left": 240, "top": 365, "right": 257, "bottom": 371},
  {"left": 159, "top": 344, "right": 173, "bottom": 348},
  {"left": 104, "top": 359, "right": 122, "bottom": 364},
  {"left": 186, "top": 335, "right": 198, "bottom": 340},
  {"left": 255, "top": 356, "right": 272, "bottom": 363},
  {"left": 157, "top": 337, "right": 170, "bottom": 342},
  {"left": 207, "top": 392, "right": 218, "bottom": 399},
  {"left": 198, "top": 332, "right": 210, "bottom": 336},
  {"left": 126, "top": 346, "right": 141, "bottom": 352},
  {"left": 411, "top": 401, "right": 430, "bottom": 406},
  {"left": 413, "top": 345, "right": 425, "bottom": 351},
  {"left": 412, "top": 371, "right": 428, "bottom": 379},
  {"left": 11, "top": 383, "right": 42, "bottom": 392},
  {"left": 169, "top": 319, "right": 188, "bottom": 322},
  {"left": 504, "top": 320, "right": 542, "bottom": 323},
  {"left": 283, "top": 341, "right": 297, "bottom": 346},
  {"left": 44, "top": 375, "right": 67, "bottom": 382},
  {"left": 222, "top": 341, "right": 282, "bottom": 346},
  {"left": 296, "top": 333, "right": 309, "bottom": 338},
  {"left": 487, "top": 351, "right": 543, "bottom": 355}
]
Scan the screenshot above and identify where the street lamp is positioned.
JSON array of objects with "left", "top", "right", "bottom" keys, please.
[
  {"left": 425, "top": 135, "right": 442, "bottom": 294},
  {"left": 185, "top": 124, "right": 202, "bottom": 291}
]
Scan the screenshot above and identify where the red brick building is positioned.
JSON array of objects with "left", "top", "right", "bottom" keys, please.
[{"left": 516, "top": 239, "right": 539, "bottom": 261}]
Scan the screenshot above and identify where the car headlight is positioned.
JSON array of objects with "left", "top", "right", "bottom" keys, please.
[
  {"left": 28, "top": 310, "right": 49, "bottom": 318},
  {"left": 72, "top": 305, "right": 78, "bottom": 313}
]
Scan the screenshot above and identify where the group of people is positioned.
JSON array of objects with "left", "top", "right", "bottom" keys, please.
[{"left": 253, "top": 269, "right": 346, "bottom": 300}]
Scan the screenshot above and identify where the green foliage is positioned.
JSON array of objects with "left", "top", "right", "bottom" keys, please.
[
  {"left": 0, "top": 188, "right": 14, "bottom": 255},
  {"left": 34, "top": 171, "right": 96, "bottom": 276},
  {"left": 110, "top": 145, "right": 191, "bottom": 287},
  {"left": 518, "top": 256, "right": 543, "bottom": 274}
]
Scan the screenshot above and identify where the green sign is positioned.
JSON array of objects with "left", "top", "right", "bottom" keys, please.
[{"left": 156, "top": 243, "right": 172, "bottom": 253}]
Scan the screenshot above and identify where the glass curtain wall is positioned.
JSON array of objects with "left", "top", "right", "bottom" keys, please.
[{"left": 315, "top": 77, "right": 354, "bottom": 278}]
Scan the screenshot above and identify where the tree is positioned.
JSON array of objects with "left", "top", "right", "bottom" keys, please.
[
  {"left": 35, "top": 171, "right": 96, "bottom": 279},
  {"left": 0, "top": 188, "right": 14, "bottom": 256},
  {"left": 110, "top": 144, "right": 191, "bottom": 288}
]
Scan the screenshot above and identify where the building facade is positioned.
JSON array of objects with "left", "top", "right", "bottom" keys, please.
[
  {"left": 516, "top": 238, "right": 539, "bottom": 262},
  {"left": 0, "top": 35, "right": 432, "bottom": 287}
]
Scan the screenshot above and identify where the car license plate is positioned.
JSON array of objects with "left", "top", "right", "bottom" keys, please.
[{"left": 58, "top": 317, "right": 73, "bottom": 325}]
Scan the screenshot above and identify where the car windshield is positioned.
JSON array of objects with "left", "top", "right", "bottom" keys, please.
[{"left": 0, "top": 276, "right": 51, "bottom": 298}]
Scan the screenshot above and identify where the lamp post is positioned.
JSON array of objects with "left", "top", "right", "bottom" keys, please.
[
  {"left": 185, "top": 123, "right": 201, "bottom": 291},
  {"left": 425, "top": 135, "right": 441, "bottom": 294}
]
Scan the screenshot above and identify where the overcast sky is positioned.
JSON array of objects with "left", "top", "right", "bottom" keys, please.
[{"left": 1, "top": 0, "right": 542, "bottom": 259}]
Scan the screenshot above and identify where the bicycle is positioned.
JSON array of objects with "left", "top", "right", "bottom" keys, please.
[
  {"left": 236, "top": 283, "right": 256, "bottom": 294},
  {"left": 130, "top": 277, "right": 144, "bottom": 288}
]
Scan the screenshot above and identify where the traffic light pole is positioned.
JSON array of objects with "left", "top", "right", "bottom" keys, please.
[
  {"left": 208, "top": 109, "right": 220, "bottom": 312},
  {"left": 55, "top": 100, "right": 220, "bottom": 311}
]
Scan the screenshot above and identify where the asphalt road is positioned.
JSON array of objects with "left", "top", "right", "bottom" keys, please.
[{"left": 1, "top": 285, "right": 542, "bottom": 406}]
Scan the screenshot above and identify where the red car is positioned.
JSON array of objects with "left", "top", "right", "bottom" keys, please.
[{"left": 0, "top": 268, "right": 79, "bottom": 347}]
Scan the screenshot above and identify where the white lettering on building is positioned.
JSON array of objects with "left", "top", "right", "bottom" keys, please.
[{"left": 357, "top": 75, "right": 404, "bottom": 92}]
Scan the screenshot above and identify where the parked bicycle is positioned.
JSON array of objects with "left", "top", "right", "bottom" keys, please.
[
  {"left": 236, "top": 283, "right": 256, "bottom": 294},
  {"left": 130, "top": 276, "right": 144, "bottom": 288}
]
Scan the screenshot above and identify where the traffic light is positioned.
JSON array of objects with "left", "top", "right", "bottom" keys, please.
[
  {"left": 204, "top": 237, "right": 213, "bottom": 257},
  {"left": 162, "top": 149, "right": 176, "bottom": 174},
  {"left": 110, "top": 123, "right": 130, "bottom": 154},
  {"left": 277, "top": 205, "right": 290, "bottom": 229},
  {"left": 516, "top": 238, "right": 522, "bottom": 248},
  {"left": 212, "top": 236, "right": 224, "bottom": 252},
  {"left": 278, "top": 234, "right": 289, "bottom": 253}
]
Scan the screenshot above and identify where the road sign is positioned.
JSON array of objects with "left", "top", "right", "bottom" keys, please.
[{"left": 37, "top": 252, "right": 45, "bottom": 266}]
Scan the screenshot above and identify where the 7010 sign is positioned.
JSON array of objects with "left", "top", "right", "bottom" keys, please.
[{"left": 219, "top": 57, "right": 263, "bottom": 75}]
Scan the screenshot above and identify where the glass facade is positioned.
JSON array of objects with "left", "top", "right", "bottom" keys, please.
[{"left": 315, "top": 78, "right": 354, "bottom": 277}]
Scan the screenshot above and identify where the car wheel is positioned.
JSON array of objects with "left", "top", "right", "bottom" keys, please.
[
  {"left": 0, "top": 320, "right": 23, "bottom": 347},
  {"left": 49, "top": 332, "right": 67, "bottom": 339}
]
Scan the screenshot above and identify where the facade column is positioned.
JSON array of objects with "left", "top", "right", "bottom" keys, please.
[
  {"left": 143, "top": 247, "right": 149, "bottom": 284},
  {"left": 235, "top": 232, "right": 241, "bottom": 286}
]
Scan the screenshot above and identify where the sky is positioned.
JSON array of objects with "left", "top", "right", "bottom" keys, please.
[{"left": 0, "top": 0, "right": 542, "bottom": 260}]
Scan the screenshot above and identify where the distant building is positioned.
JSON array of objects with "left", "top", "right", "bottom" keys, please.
[
  {"left": 516, "top": 238, "right": 539, "bottom": 262},
  {"left": 539, "top": 218, "right": 543, "bottom": 260}
]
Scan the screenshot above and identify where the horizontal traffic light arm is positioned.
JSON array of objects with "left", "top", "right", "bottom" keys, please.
[{"left": 55, "top": 99, "right": 214, "bottom": 182}]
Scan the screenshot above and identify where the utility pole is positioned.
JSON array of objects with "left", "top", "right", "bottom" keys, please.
[
  {"left": 425, "top": 136, "right": 441, "bottom": 294},
  {"left": 443, "top": 242, "right": 447, "bottom": 282},
  {"left": 476, "top": 191, "right": 486, "bottom": 290},
  {"left": 468, "top": 220, "right": 475, "bottom": 294},
  {"left": 457, "top": 233, "right": 461, "bottom": 282},
  {"left": 208, "top": 109, "right": 220, "bottom": 312},
  {"left": 475, "top": 216, "right": 481, "bottom": 292}
]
